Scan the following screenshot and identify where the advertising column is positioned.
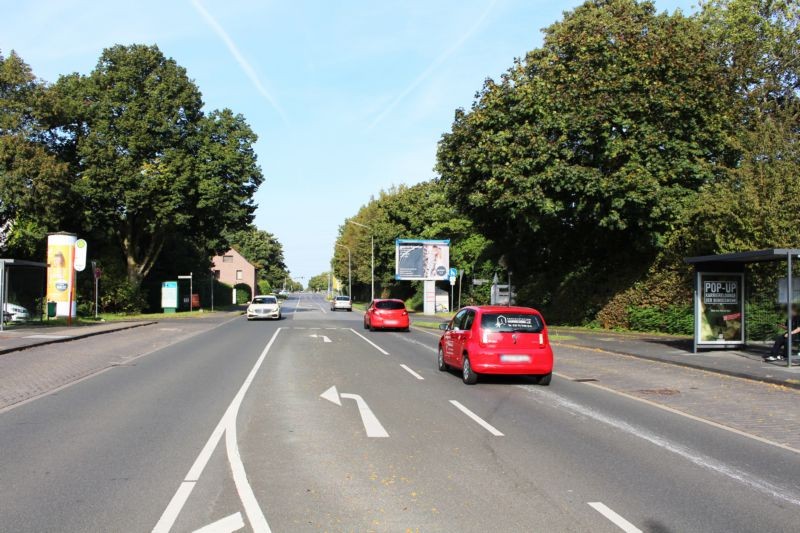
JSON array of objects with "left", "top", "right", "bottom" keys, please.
[{"left": 46, "top": 233, "right": 77, "bottom": 318}]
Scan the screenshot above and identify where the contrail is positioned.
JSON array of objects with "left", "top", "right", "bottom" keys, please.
[
  {"left": 190, "top": 0, "right": 289, "bottom": 126},
  {"left": 367, "top": 0, "right": 500, "bottom": 131}
]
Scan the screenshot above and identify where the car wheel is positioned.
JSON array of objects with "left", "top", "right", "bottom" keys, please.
[
  {"left": 437, "top": 347, "right": 448, "bottom": 371},
  {"left": 533, "top": 372, "right": 552, "bottom": 386},
  {"left": 277, "top": 313, "right": 282, "bottom": 320},
  {"left": 363, "top": 320, "right": 369, "bottom": 330},
  {"left": 369, "top": 322, "right": 376, "bottom": 332},
  {"left": 462, "top": 355, "right": 478, "bottom": 385}
]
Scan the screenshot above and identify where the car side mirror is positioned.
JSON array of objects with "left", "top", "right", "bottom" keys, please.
[{"left": 438, "top": 323, "right": 448, "bottom": 331}]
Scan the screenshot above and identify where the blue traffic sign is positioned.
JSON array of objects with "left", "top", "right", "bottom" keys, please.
[{"left": 449, "top": 267, "right": 458, "bottom": 278}]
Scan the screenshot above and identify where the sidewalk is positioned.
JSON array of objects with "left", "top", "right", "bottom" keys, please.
[
  {"left": 549, "top": 327, "right": 800, "bottom": 390},
  {"left": 0, "top": 321, "right": 156, "bottom": 355}
]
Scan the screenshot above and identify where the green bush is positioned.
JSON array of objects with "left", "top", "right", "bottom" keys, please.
[
  {"left": 257, "top": 279, "right": 272, "bottom": 295},
  {"left": 234, "top": 283, "right": 251, "bottom": 304},
  {"left": 405, "top": 290, "right": 423, "bottom": 312},
  {"left": 100, "top": 279, "right": 147, "bottom": 314},
  {"left": 626, "top": 305, "right": 693, "bottom": 335}
]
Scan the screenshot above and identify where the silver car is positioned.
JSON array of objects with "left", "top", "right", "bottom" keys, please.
[
  {"left": 330, "top": 295, "right": 352, "bottom": 312},
  {"left": 3, "top": 303, "right": 30, "bottom": 322}
]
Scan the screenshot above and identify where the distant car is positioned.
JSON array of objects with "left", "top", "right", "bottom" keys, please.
[
  {"left": 3, "top": 303, "right": 30, "bottom": 323},
  {"left": 363, "top": 299, "right": 409, "bottom": 332},
  {"left": 246, "top": 295, "right": 281, "bottom": 320},
  {"left": 437, "top": 306, "right": 553, "bottom": 385},
  {"left": 330, "top": 295, "right": 352, "bottom": 312}
]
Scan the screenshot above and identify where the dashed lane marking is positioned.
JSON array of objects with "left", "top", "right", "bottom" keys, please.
[
  {"left": 449, "top": 400, "right": 504, "bottom": 436},
  {"left": 349, "top": 328, "right": 390, "bottom": 355},
  {"left": 588, "top": 502, "right": 642, "bottom": 533},
  {"left": 400, "top": 364, "right": 424, "bottom": 380}
]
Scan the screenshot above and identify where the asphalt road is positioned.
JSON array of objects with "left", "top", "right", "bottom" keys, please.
[{"left": 2, "top": 292, "right": 800, "bottom": 532}]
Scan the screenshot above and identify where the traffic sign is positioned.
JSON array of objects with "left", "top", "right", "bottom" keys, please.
[
  {"left": 74, "top": 239, "right": 87, "bottom": 271},
  {"left": 449, "top": 267, "right": 458, "bottom": 278}
]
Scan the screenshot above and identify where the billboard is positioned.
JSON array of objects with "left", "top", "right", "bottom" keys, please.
[
  {"left": 46, "top": 233, "right": 77, "bottom": 318},
  {"left": 696, "top": 273, "right": 744, "bottom": 345},
  {"left": 395, "top": 239, "right": 450, "bottom": 280}
]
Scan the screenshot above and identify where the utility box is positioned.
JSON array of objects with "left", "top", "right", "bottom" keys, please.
[{"left": 161, "top": 281, "right": 178, "bottom": 313}]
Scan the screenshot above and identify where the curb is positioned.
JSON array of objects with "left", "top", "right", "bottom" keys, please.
[
  {"left": 0, "top": 321, "right": 158, "bottom": 356},
  {"left": 555, "top": 341, "right": 800, "bottom": 391}
]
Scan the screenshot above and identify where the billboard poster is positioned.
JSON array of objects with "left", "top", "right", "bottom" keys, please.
[
  {"left": 162, "top": 281, "right": 178, "bottom": 310},
  {"left": 696, "top": 273, "right": 744, "bottom": 344},
  {"left": 395, "top": 239, "right": 450, "bottom": 280},
  {"left": 46, "top": 233, "right": 77, "bottom": 318}
]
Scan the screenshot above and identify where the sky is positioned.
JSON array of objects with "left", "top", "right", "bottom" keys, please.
[{"left": 1, "top": 0, "right": 696, "bottom": 284}]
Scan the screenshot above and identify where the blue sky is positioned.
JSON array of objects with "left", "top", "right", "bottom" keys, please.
[{"left": 2, "top": 0, "right": 696, "bottom": 283}]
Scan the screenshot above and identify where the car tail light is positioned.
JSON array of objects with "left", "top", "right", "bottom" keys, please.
[
  {"left": 539, "top": 333, "right": 544, "bottom": 347},
  {"left": 402, "top": 311, "right": 408, "bottom": 316},
  {"left": 481, "top": 331, "right": 502, "bottom": 345}
]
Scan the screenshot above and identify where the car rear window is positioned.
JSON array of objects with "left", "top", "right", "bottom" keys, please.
[
  {"left": 336, "top": 296, "right": 350, "bottom": 301},
  {"left": 253, "top": 297, "right": 277, "bottom": 304},
  {"left": 481, "top": 313, "right": 543, "bottom": 333},
  {"left": 376, "top": 301, "right": 405, "bottom": 310}
]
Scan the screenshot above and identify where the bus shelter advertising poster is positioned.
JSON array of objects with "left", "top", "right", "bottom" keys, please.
[
  {"left": 395, "top": 240, "right": 450, "bottom": 280},
  {"left": 47, "top": 233, "right": 77, "bottom": 317},
  {"left": 697, "top": 273, "right": 744, "bottom": 344}
]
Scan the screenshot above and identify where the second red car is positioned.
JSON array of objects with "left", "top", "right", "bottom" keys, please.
[{"left": 364, "top": 299, "right": 410, "bottom": 332}]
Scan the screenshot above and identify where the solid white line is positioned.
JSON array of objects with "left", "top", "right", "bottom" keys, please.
[
  {"left": 226, "top": 416, "right": 270, "bottom": 532},
  {"left": 588, "top": 502, "right": 642, "bottom": 533},
  {"left": 153, "top": 329, "right": 282, "bottom": 532},
  {"left": 449, "top": 400, "right": 504, "bottom": 436},
  {"left": 517, "top": 384, "right": 800, "bottom": 508},
  {"left": 153, "top": 481, "right": 196, "bottom": 533},
  {"left": 412, "top": 326, "right": 442, "bottom": 338},
  {"left": 400, "top": 364, "right": 424, "bottom": 380},
  {"left": 349, "top": 328, "right": 389, "bottom": 355},
  {"left": 341, "top": 393, "right": 389, "bottom": 437},
  {"left": 193, "top": 512, "right": 245, "bottom": 533}
]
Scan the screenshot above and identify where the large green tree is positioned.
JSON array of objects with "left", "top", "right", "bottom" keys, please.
[
  {"left": 436, "top": 0, "right": 737, "bottom": 320},
  {"left": 54, "top": 44, "right": 262, "bottom": 288}
]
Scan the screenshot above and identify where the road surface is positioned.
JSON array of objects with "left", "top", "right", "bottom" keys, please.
[{"left": 1, "top": 292, "right": 799, "bottom": 532}]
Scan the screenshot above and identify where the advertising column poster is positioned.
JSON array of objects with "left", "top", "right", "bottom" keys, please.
[
  {"left": 46, "top": 233, "right": 77, "bottom": 318},
  {"left": 696, "top": 273, "right": 744, "bottom": 345}
]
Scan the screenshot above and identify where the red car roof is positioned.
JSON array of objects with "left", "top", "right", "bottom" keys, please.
[{"left": 470, "top": 305, "right": 542, "bottom": 314}]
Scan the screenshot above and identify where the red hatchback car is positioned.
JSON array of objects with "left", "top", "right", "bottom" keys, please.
[
  {"left": 364, "top": 299, "right": 410, "bottom": 332},
  {"left": 438, "top": 306, "right": 553, "bottom": 385}
]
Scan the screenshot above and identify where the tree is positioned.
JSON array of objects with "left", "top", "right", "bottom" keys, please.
[
  {"left": 307, "top": 272, "right": 329, "bottom": 292},
  {"left": 54, "top": 44, "right": 262, "bottom": 288},
  {"left": 436, "top": 0, "right": 737, "bottom": 321},
  {"left": 0, "top": 50, "right": 72, "bottom": 257}
]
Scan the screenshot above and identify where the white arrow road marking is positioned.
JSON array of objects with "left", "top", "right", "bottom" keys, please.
[
  {"left": 320, "top": 386, "right": 389, "bottom": 437},
  {"left": 449, "top": 400, "right": 504, "bottom": 436},
  {"left": 193, "top": 512, "right": 245, "bottom": 533},
  {"left": 153, "top": 330, "right": 282, "bottom": 533},
  {"left": 309, "top": 334, "right": 332, "bottom": 343},
  {"left": 400, "top": 364, "right": 424, "bottom": 380},
  {"left": 320, "top": 385, "right": 341, "bottom": 406},
  {"left": 588, "top": 502, "right": 642, "bottom": 533}
]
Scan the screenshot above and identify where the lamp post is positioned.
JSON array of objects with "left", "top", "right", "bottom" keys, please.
[
  {"left": 348, "top": 221, "right": 374, "bottom": 302},
  {"left": 335, "top": 243, "right": 352, "bottom": 299}
]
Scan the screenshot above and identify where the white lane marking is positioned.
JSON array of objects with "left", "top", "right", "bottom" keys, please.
[
  {"left": 588, "top": 502, "right": 642, "bottom": 533},
  {"left": 340, "top": 393, "right": 389, "bottom": 438},
  {"left": 309, "top": 334, "right": 331, "bottom": 343},
  {"left": 400, "top": 364, "right": 424, "bottom": 380},
  {"left": 554, "top": 370, "right": 800, "bottom": 456},
  {"left": 391, "top": 332, "right": 437, "bottom": 353},
  {"left": 24, "top": 334, "right": 71, "bottom": 339},
  {"left": 411, "top": 326, "right": 442, "bottom": 338},
  {"left": 153, "top": 330, "right": 282, "bottom": 533},
  {"left": 517, "top": 384, "right": 800, "bottom": 508},
  {"left": 154, "top": 481, "right": 196, "bottom": 533},
  {"left": 349, "top": 328, "right": 389, "bottom": 355},
  {"left": 449, "top": 400, "right": 504, "bottom": 436},
  {"left": 193, "top": 512, "right": 245, "bottom": 533},
  {"left": 320, "top": 386, "right": 389, "bottom": 437}
]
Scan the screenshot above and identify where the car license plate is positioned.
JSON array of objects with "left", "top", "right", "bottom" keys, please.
[{"left": 500, "top": 355, "right": 530, "bottom": 363}]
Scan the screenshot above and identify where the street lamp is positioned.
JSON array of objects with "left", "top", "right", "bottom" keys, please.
[
  {"left": 348, "top": 220, "right": 374, "bottom": 302},
  {"left": 335, "top": 243, "right": 352, "bottom": 299}
]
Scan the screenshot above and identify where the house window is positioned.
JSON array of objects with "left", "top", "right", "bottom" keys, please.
[
  {"left": 213, "top": 270, "right": 220, "bottom": 279},
  {"left": 222, "top": 255, "right": 233, "bottom": 263},
  {"left": 236, "top": 270, "right": 243, "bottom": 280}
]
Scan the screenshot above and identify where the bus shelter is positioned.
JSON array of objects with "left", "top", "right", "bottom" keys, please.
[
  {"left": 685, "top": 249, "right": 800, "bottom": 367},
  {"left": 0, "top": 259, "right": 47, "bottom": 332}
]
